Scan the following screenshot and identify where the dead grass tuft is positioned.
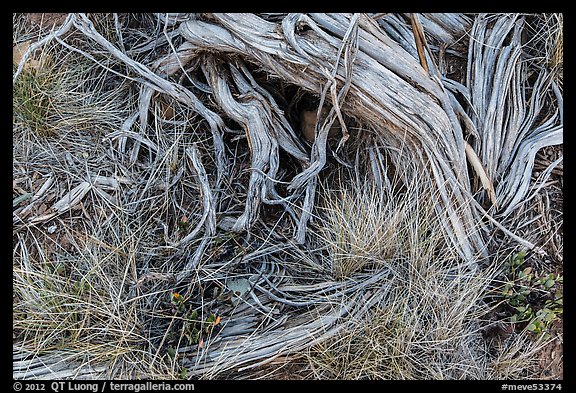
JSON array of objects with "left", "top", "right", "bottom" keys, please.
[
  {"left": 306, "top": 172, "right": 554, "bottom": 379},
  {"left": 12, "top": 13, "right": 562, "bottom": 380}
]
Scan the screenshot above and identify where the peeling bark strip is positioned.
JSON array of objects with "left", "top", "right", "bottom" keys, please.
[
  {"left": 200, "top": 56, "right": 307, "bottom": 232},
  {"left": 176, "top": 144, "right": 217, "bottom": 282}
]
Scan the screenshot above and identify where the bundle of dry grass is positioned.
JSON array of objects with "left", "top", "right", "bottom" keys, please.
[{"left": 13, "top": 13, "right": 562, "bottom": 379}]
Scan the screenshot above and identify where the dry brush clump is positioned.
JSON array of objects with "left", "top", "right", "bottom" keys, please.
[
  {"left": 13, "top": 13, "right": 562, "bottom": 379},
  {"left": 307, "top": 164, "right": 488, "bottom": 379},
  {"left": 307, "top": 169, "right": 553, "bottom": 379}
]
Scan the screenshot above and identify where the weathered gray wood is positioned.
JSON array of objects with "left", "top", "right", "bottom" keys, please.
[
  {"left": 464, "top": 14, "right": 563, "bottom": 216},
  {"left": 13, "top": 346, "right": 109, "bottom": 379},
  {"left": 12, "top": 12, "right": 562, "bottom": 379},
  {"left": 178, "top": 13, "right": 486, "bottom": 262}
]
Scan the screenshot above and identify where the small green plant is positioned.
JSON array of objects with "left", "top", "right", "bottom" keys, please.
[
  {"left": 179, "top": 366, "right": 189, "bottom": 380},
  {"left": 13, "top": 63, "right": 59, "bottom": 137},
  {"left": 502, "top": 250, "right": 563, "bottom": 339},
  {"left": 13, "top": 41, "right": 129, "bottom": 140},
  {"left": 165, "top": 292, "right": 222, "bottom": 351}
]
